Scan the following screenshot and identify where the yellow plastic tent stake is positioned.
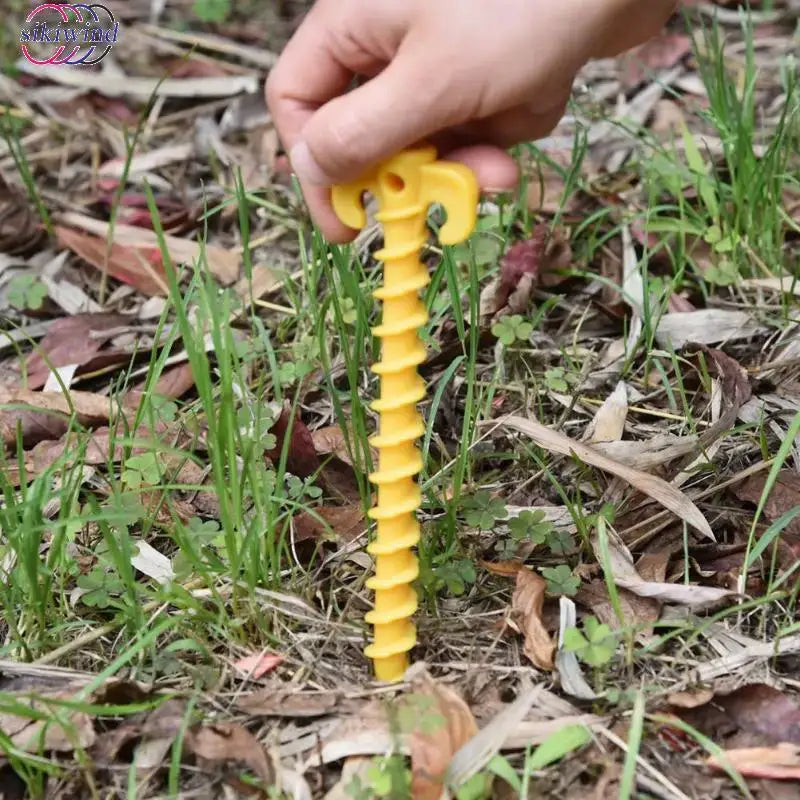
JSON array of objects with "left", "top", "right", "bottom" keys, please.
[{"left": 331, "top": 146, "right": 478, "bottom": 682}]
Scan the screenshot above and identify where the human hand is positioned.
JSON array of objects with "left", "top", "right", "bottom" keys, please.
[{"left": 266, "top": 0, "right": 676, "bottom": 242}]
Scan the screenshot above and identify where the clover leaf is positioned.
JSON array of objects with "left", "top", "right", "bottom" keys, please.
[
  {"left": 562, "top": 615, "right": 617, "bottom": 667},
  {"left": 508, "top": 509, "right": 552, "bottom": 545},
  {"left": 541, "top": 564, "right": 580, "bottom": 597},
  {"left": 463, "top": 490, "right": 508, "bottom": 531},
  {"left": 546, "top": 528, "right": 575, "bottom": 556},
  {"left": 492, "top": 314, "right": 533, "bottom": 346},
  {"left": 544, "top": 367, "right": 569, "bottom": 393}
]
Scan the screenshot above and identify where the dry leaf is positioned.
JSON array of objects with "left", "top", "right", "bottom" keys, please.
[
  {"left": 678, "top": 684, "right": 800, "bottom": 747},
  {"left": 302, "top": 700, "right": 393, "bottom": 768},
  {"left": 265, "top": 403, "right": 321, "bottom": 479},
  {"left": 140, "top": 362, "right": 196, "bottom": 400},
  {"left": 650, "top": 98, "right": 688, "bottom": 137},
  {"left": 667, "top": 688, "right": 715, "bottom": 709},
  {"left": 407, "top": 668, "right": 479, "bottom": 800},
  {"left": 736, "top": 471, "right": 800, "bottom": 542},
  {"left": 0, "top": 174, "right": 45, "bottom": 256},
  {"left": 58, "top": 212, "right": 239, "bottom": 287},
  {"left": 743, "top": 276, "right": 800, "bottom": 298},
  {"left": 312, "top": 425, "right": 377, "bottom": 468},
  {"left": 19, "top": 62, "right": 259, "bottom": 98},
  {"left": 592, "top": 434, "right": 700, "bottom": 470},
  {"left": 483, "top": 226, "right": 574, "bottom": 319},
  {"left": 499, "top": 415, "right": 714, "bottom": 539},
  {"left": 293, "top": 506, "right": 366, "bottom": 544},
  {"left": 481, "top": 227, "right": 545, "bottom": 318},
  {"left": 324, "top": 758, "right": 375, "bottom": 800},
  {"left": 0, "top": 694, "right": 95, "bottom": 753},
  {"left": 237, "top": 689, "right": 340, "bottom": 718},
  {"left": 620, "top": 32, "right": 691, "bottom": 88},
  {"left": 656, "top": 310, "right": 765, "bottom": 349},
  {"left": 447, "top": 682, "right": 541, "bottom": 786},
  {"left": 708, "top": 743, "right": 800, "bottom": 780},
  {"left": 56, "top": 226, "right": 170, "bottom": 297},
  {"left": 232, "top": 651, "right": 283, "bottom": 680},
  {"left": 24, "top": 313, "right": 128, "bottom": 390},
  {"left": 511, "top": 567, "right": 556, "bottom": 671},
  {"left": 480, "top": 560, "right": 524, "bottom": 577},
  {"left": 590, "top": 527, "right": 733, "bottom": 607},
  {"left": 187, "top": 722, "right": 273, "bottom": 785},
  {"left": 575, "top": 580, "right": 661, "bottom": 635},
  {"left": 131, "top": 540, "right": 174, "bottom": 584},
  {"left": 587, "top": 381, "right": 628, "bottom": 443},
  {"left": 5, "top": 423, "right": 171, "bottom": 484},
  {"left": 556, "top": 597, "right": 597, "bottom": 700},
  {"left": 0, "top": 388, "right": 128, "bottom": 449},
  {"left": 527, "top": 171, "right": 567, "bottom": 214},
  {"left": 95, "top": 698, "right": 186, "bottom": 763}
]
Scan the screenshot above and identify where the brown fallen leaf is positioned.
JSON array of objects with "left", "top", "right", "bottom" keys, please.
[
  {"left": 650, "top": 98, "right": 689, "bottom": 138},
  {"left": 590, "top": 526, "right": 734, "bottom": 608},
  {"left": 667, "top": 688, "right": 715, "bottom": 709},
  {"left": 656, "top": 309, "right": 765, "bottom": 349},
  {"left": 237, "top": 689, "right": 341, "bottom": 718},
  {"left": 678, "top": 684, "right": 800, "bottom": 747},
  {"left": 324, "top": 758, "right": 375, "bottom": 800},
  {"left": 310, "top": 423, "right": 377, "bottom": 504},
  {"left": 0, "top": 692, "right": 95, "bottom": 753},
  {"left": 312, "top": 425, "right": 377, "bottom": 469},
  {"left": 141, "top": 362, "right": 196, "bottom": 400},
  {"left": 56, "top": 226, "right": 170, "bottom": 297},
  {"left": 480, "top": 560, "right": 524, "bottom": 578},
  {"left": 4, "top": 423, "right": 173, "bottom": 485},
  {"left": 620, "top": 32, "right": 691, "bottom": 88},
  {"left": 232, "top": 651, "right": 283, "bottom": 680},
  {"left": 265, "top": 403, "right": 320, "bottom": 479},
  {"left": 0, "top": 388, "right": 130, "bottom": 449},
  {"left": 481, "top": 226, "right": 574, "bottom": 319},
  {"left": 511, "top": 567, "right": 555, "bottom": 671},
  {"left": 736, "top": 470, "right": 800, "bottom": 543},
  {"left": 499, "top": 415, "right": 714, "bottom": 540},
  {"left": 574, "top": 580, "right": 661, "bottom": 637},
  {"left": 94, "top": 190, "right": 195, "bottom": 234},
  {"left": 187, "top": 722, "right": 274, "bottom": 786},
  {"left": 407, "top": 667, "right": 479, "bottom": 800},
  {"left": 164, "top": 56, "right": 236, "bottom": 79},
  {"left": 57, "top": 211, "right": 240, "bottom": 288},
  {"left": 293, "top": 505, "right": 366, "bottom": 545},
  {"left": 587, "top": 381, "right": 628, "bottom": 443},
  {"left": 25, "top": 313, "right": 128, "bottom": 390},
  {"left": 229, "top": 125, "right": 280, "bottom": 194},
  {"left": 0, "top": 173, "right": 45, "bottom": 256},
  {"left": 692, "top": 345, "right": 752, "bottom": 420},
  {"left": 94, "top": 698, "right": 186, "bottom": 763},
  {"left": 480, "top": 227, "right": 545, "bottom": 319},
  {"left": 708, "top": 743, "right": 800, "bottom": 781}
]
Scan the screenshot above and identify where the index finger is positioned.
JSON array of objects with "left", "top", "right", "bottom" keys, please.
[{"left": 265, "top": 6, "right": 361, "bottom": 241}]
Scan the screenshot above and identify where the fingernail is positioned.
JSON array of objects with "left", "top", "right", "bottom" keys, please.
[{"left": 289, "top": 141, "right": 331, "bottom": 186}]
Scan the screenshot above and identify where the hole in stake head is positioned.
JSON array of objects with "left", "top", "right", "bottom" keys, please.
[{"left": 384, "top": 172, "right": 405, "bottom": 193}]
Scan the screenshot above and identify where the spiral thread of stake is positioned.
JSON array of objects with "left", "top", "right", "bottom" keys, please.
[{"left": 331, "top": 147, "right": 478, "bottom": 682}]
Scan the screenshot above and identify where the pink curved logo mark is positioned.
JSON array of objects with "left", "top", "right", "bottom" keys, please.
[{"left": 20, "top": 3, "right": 119, "bottom": 66}]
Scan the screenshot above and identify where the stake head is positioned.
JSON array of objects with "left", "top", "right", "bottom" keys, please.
[{"left": 331, "top": 146, "right": 478, "bottom": 244}]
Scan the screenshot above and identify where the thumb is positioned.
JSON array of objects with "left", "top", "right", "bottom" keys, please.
[{"left": 290, "top": 49, "right": 461, "bottom": 186}]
